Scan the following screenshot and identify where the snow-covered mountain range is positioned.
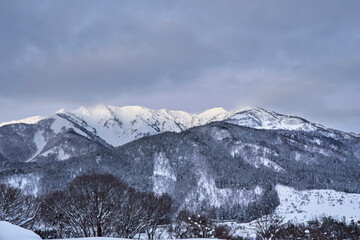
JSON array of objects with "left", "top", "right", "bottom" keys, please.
[
  {"left": 1, "top": 104, "right": 360, "bottom": 225},
  {"left": 0, "top": 104, "right": 344, "bottom": 163}
]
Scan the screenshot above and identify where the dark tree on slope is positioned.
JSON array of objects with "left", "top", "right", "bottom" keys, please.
[
  {"left": 142, "top": 192, "right": 172, "bottom": 240},
  {"left": 115, "top": 189, "right": 149, "bottom": 238},
  {"left": 39, "top": 191, "right": 67, "bottom": 238},
  {"left": 0, "top": 184, "right": 39, "bottom": 229}
]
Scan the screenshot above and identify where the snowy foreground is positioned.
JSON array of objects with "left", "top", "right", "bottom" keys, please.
[
  {"left": 59, "top": 239, "right": 212, "bottom": 240},
  {"left": 54, "top": 239, "right": 212, "bottom": 240},
  {"left": 0, "top": 222, "right": 213, "bottom": 240},
  {"left": 0, "top": 221, "right": 41, "bottom": 240}
]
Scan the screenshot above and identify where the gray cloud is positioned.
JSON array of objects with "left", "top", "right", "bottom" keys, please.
[{"left": 0, "top": 0, "right": 360, "bottom": 132}]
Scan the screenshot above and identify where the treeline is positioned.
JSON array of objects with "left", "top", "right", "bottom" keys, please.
[
  {"left": 257, "top": 215, "right": 360, "bottom": 240},
  {"left": 0, "top": 173, "right": 171, "bottom": 239},
  {"left": 211, "top": 186, "right": 280, "bottom": 222}
]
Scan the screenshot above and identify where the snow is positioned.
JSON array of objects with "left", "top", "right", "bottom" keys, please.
[
  {"left": 0, "top": 221, "right": 41, "bottom": 240},
  {"left": 0, "top": 116, "right": 44, "bottom": 127},
  {"left": 230, "top": 144, "right": 284, "bottom": 173},
  {"left": 0, "top": 105, "right": 334, "bottom": 150},
  {"left": 310, "top": 138, "right": 322, "bottom": 145},
  {"left": 275, "top": 185, "right": 360, "bottom": 223},
  {"left": 1, "top": 104, "right": 340, "bottom": 163},
  {"left": 213, "top": 129, "right": 231, "bottom": 141},
  {"left": 50, "top": 115, "right": 90, "bottom": 138},
  {"left": 0, "top": 220, "right": 214, "bottom": 240},
  {"left": 198, "top": 107, "right": 230, "bottom": 122},
  {"left": 58, "top": 148, "right": 70, "bottom": 160},
  {"left": 26, "top": 130, "right": 47, "bottom": 162},
  {"left": 55, "top": 108, "right": 65, "bottom": 114},
  {"left": 227, "top": 185, "right": 360, "bottom": 239},
  {"left": 59, "top": 238, "right": 213, "bottom": 240},
  {"left": 38, "top": 147, "right": 70, "bottom": 161},
  {"left": 184, "top": 167, "right": 261, "bottom": 209},
  {"left": 153, "top": 152, "right": 176, "bottom": 180},
  {"left": 65, "top": 105, "right": 325, "bottom": 147},
  {"left": 226, "top": 107, "right": 318, "bottom": 131},
  {"left": 153, "top": 152, "right": 177, "bottom": 195},
  {"left": 7, "top": 174, "right": 40, "bottom": 196},
  {"left": 66, "top": 104, "right": 229, "bottom": 147},
  {"left": 59, "top": 238, "right": 127, "bottom": 240}
]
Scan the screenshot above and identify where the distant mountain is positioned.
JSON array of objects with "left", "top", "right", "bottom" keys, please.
[{"left": 1, "top": 104, "right": 347, "bottom": 163}]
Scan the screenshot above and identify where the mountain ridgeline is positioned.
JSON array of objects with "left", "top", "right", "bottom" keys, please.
[{"left": 1, "top": 105, "right": 360, "bottom": 222}]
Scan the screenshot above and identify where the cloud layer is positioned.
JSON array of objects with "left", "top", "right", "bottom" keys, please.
[{"left": 1, "top": 0, "right": 360, "bottom": 132}]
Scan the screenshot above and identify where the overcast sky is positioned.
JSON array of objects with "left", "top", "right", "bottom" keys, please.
[{"left": 1, "top": 1, "right": 360, "bottom": 133}]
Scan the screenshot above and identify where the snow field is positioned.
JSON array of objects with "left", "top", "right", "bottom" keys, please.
[
  {"left": 275, "top": 185, "right": 360, "bottom": 224},
  {"left": 0, "top": 221, "right": 41, "bottom": 240}
]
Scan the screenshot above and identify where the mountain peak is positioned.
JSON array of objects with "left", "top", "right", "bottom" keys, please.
[
  {"left": 198, "top": 107, "right": 230, "bottom": 122},
  {"left": 0, "top": 115, "right": 44, "bottom": 127},
  {"left": 55, "top": 108, "right": 66, "bottom": 114},
  {"left": 72, "top": 104, "right": 112, "bottom": 116},
  {"left": 227, "top": 107, "right": 317, "bottom": 131},
  {"left": 200, "top": 107, "right": 228, "bottom": 114},
  {"left": 233, "top": 106, "right": 269, "bottom": 113}
]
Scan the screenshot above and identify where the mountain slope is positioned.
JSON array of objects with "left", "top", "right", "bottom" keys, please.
[
  {"left": 2, "top": 120, "right": 359, "bottom": 222},
  {"left": 1, "top": 105, "right": 351, "bottom": 163},
  {"left": 0, "top": 116, "right": 107, "bottom": 164},
  {"left": 225, "top": 107, "right": 318, "bottom": 131}
]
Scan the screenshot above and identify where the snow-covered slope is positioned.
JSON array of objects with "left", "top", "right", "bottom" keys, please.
[
  {"left": 54, "top": 105, "right": 336, "bottom": 147},
  {"left": 66, "top": 104, "right": 210, "bottom": 146},
  {"left": 60, "top": 238, "right": 128, "bottom": 240},
  {"left": 0, "top": 104, "right": 352, "bottom": 163},
  {"left": 225, "top": 107, "right": 319, "bottom": 131},
  {"left": 274, "top": 185, "right": 360, "bottom": 223},
  {"left": 229, "top": 185, "right": 360, "bottom": 238},
  {"left": 0, "top": 116, "right": 44, "bottom": 127}
]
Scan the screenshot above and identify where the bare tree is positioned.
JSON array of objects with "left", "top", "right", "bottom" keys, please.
[
  {"left": 40, "top": 173, "right": 129, "bottom": 238},
  {"left": 143, "top": 192, "right": 172, "bottom": 240},
  {"left": 0, "top": 184, "right": 39, "bottom": 229},
  {"left": 115, "top": 189, "right": 149, "bottom": 238},
  {"left": 254, "top": 213, "right": 283, "bottom": 240},
  {"left": 40, "top": 173, "right": 173, "bottom": 239},
  {"left": 67, "top": 173, "right": 129, "bottom": 237},
  {"left": 174, "top": 210, "right": 215, "bottom": 239},
  {"left": 39, "top": 191, "right": 66, "bottom": 238}
]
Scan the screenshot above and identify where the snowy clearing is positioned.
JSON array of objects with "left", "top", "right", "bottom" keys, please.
[{"left": 275, "top": 185, "right": 360, "bottom": 223}]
